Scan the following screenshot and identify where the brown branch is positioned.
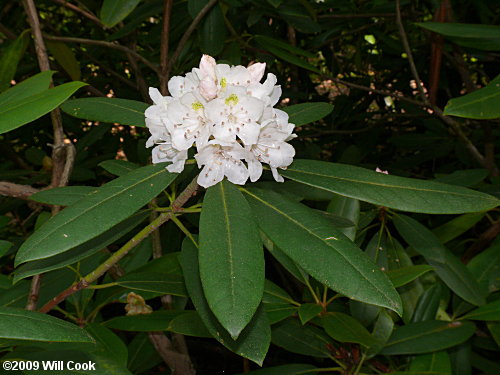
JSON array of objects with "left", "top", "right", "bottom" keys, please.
[
  {"left": 44, "top": 35, "right": 159, "bottom": 73},
  {"left": 165, "top": 0, "right": 218, "bottom": 79},
  {"left": 26, "top": 274, "right": 43, "bottom": 310},
  {"left": 462, "top": 220, "right": 500, "bottom": 264},
  {"left": 39, "top": 176, "right": 199, "bottom": 313},
  {"left": 160, "top": 0, "right": 174, "bottom": 95},
  {"left": 51, "top": 0, "right": 104, "bottom": 28},
  {"left": 148, "top": 332, "right": 196, "bottom": 375},
  {"left": 126, "top": 39, "right": 150, "bottom": 103},
  {"left": 0, "top": 182, "right": 39, "bottom": 200},
  {"left": 394, "top": 0, "right": 499, "bottom": 176}
]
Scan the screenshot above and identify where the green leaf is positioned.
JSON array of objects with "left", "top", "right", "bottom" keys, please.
[
  {"left": 461, "top": 300, "right": 500, "bottom": 321},
  {"left": 0, "top": 71, "right": 53, "bottom": 108},
  {"left": 253, "top": 35, "right": 315, "bottom": 58},
  {"left": 281, "top": 160, "right": 500, "bottom": 214},
  {"left": 100, "top": 0, "right": 142, "bottom": 27},
  {"left": 0, "top": 81, "right": 87, "bottom": 134},
  {"left": 103, "top": 311, "right": 182, "bottom": 331},
  {"left": 199, "top": 180, "right": 264, "bottom": 339},
  {"left": 0, "top": 30, "right": 30, "bottom": 92},
  {"left": 61, "top": 97, "right": 148, "bottom": 126},
  {"left": 394, "top": 214, "right": 486, "bottom": 306},
  {"left": 432, "top": 212, "right": 485, "bottom": 243},
  {"left": 168, "top": 311, "right": 212, "bottom": 337},
  {"left": 254, "top": 36, "right": 319, "bottom": 73},
  {"left": 322, "top": 312, "right": 377, "bottom": 347},
  {"left": 367, "top": 310, "right": 394, "bottom": 358},
  {"left": 298, "top": 303, "right": 322, "bottom": 324},
  {"left": 327, "top": 194, "right": 359, "bottom": 241},
  {"left": 282, "top": 102, "right": 334, "bottom": 127},
  {"left": 416, "top": 22, "right": 500, "bottom": 51},
  {"left": 201, "top": 3, "right": 227, "bottom": 56},
  {"left": 0, "top": 307, "right": 94, "bottom": 343},
  {"left": 386, "top": 265, "right": 435, "bottom": 288},
  {"left": 46, "top": 40, "right": 81, "bottom": 81},
  {"left": 86, "top": 323, "right": 128, "bottom": 366},
  {"left": 443, "top": 75, "right": 500, "bottom": 119},
  {"left": 0, "top": 240, "right": 12, "bottom": 258},
  {"left": 15, "top": 165, "right": 176, "bottom": 265},
  {"left": 410, "top": 351, "right": 452, "bottom": 375},
  {"left": 235, "top": 364, "right": 318, "bottom": 375},
  {"left": 243, "top": 188, "right": 402, "bottom": 315},
  {"left": 412, "top": 284, "right": 443, "bottom": 322},
  {"left": 14, "top": 211, "right": 149, "bottom": 282},
  {"left": 99, "top": 160, "right": 140, "bottom": 176},
  {"left": 115, "top": 272, "right": 187, "bottom": 297},
  {"left": 468, "top": 242, "right": 500, "bottom": 294},
  {"left": 29, "top": 186, "right": 96, "bottom": 206},
  {"left": 434, "top": 169, "right": 488, "bottom": 187},
  {"left": 271, "top": 318, "right": 331, "bottom": 358},
  {"left": 180, "top": 238, "right": 271, "bottom": 365},
  {"left": 381, "top": 320, "right": 475, "bottom": 355}
]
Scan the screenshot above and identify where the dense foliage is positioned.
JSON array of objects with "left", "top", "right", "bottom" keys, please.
[{"left": 0, "top": 0, "right": 499, "bottom": 374}]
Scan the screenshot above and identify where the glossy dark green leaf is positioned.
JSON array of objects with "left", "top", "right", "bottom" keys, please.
[
  {"left": 0, "top": 30, "right": 29, "bottom": 92},
  {"left": 488, "top": 323, "right": 500, "bottom": 347},
  {"left": 282, "top": 102, "right": 334, "bottom": 127},
  {"left": 450, "top": 342, "right": 472, "bottom": 375},
  {"left": 86, "top": 323, "right": 128, "bottom": 366},
  {"left": 0, "top": 71, "right": 53, "bottom": 108},
  {"left": 471, "top": 352, "right": 500, "bottom": 374},
  {"left": 235, "top": 364, "right": 318, "bottom": 375},
  {"left": 281, "top": 160, "right": 499, "bottom": 214},
  {"left": 468, "top": 242, "right": 500, "bottom": 294},
  {"left": 167, "top": 311, "right": 212, "bottom": 338},
  {"left": 461, "top": 300, "right": 500, "bottom": 321},
  {"left": 263, "top": 280, "right": 298, "bottom": 324},
  {"left": 201, "top": 4, "right": 227, "bottom": 56},
  {"left": 386, "top": 265, "right": 435, "bottom": 288},
  {"left": 0, "top": 240, "right": 12, "bottom": 258},
  {"left": 0, "top": 81, "right": 87, "bottom": 134},
  {"left": 322, "top": 312, "right": 377, "bottom": 347},
  {"left": 115, "top": 272, "right": 187, "bottom": 297},
  {"left": 416, "top": 22, "right": 500, "bottom": 51},
  {"left": 435, "top": 169, "right": 489, "bottom": 187},
  {"left": 103, "top": 311, "right": 182, "bottom": 331},
  {"left": 61, "top": 97, "right": 148, "bottom": 126},
  {"left": 367, "top": 310, "right": 394, "bottom": 358},
  {"left": 180, "top": 238, "right": 271, "bottom": 365},
  {"left": 243, "top": 188, "right": 402, "bottom": 315},
  {"left": 100, "top": 0, "right": 142, "bottom": 27},
  {"left": 327, "top": 195, "right": 359, "bottom": 241},
  {"left": 46, "top": 40, "right": 81, "bottom": 81},
  {"left": 432, "top": 212, "right": 485, "bottom": 244},
  {"left": 254, "top": 36, "right": 319, "bottom": 73},
  {"left": 394, "top": 214, "right": 486, "bottom": 306},
  {"left": 412, "top": 284, "right": 443, "bottom": 322},
  {"left": 0, "top": 307, "right": 94, "bottom": 343},
  {"left": 127, "top": 333, "right": 163, "bottom": 374},
  {"left": 381, "top": 320, "right": 475, "bottom": 355},
  {"left": 14, "top": 211, "right": 149, "bottom": 282},
  {"left": 16, "top": 165, "right": 176, "bottom": 265},
  {"left": 298, "top": 303, "right": 322, "bottom": 324},
  {"left": 199, "top": 180, "right": 264, "bottom": 339},
  {"left": 443, "top": 75, "right": 500, "bottom": 119},
  {"left": 29, "top": 186, "right": 95, "bottom": 206},
  {"left": 410, "top": 351, "right": 452, "bottom": 375},
  {"left": 99, "top": 160, "right": 140, "bottom": 177},
  {"left": 271, "top": 318, "right": 331, "bottom": 358}
]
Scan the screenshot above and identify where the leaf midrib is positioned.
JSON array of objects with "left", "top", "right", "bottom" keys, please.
[
  {"left": 244, "top": 189, "right": 399, "bottom": 311},
  {"left": 20, "top": 168, "right": 165, "bottom": 261},
  {"left": 220, "top": 182, "right": 237, "bottom": 310},
  {"left": 72, "top": 98, "right": 146, "bottom": 116},
  {"left": 286, "top": 166, "right": 496, "bottom": 200}
]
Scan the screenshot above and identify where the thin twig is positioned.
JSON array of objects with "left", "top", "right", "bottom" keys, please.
[
  {"left": 0, "top": 182, "right": 39, "bottom": 200},
  {"left": 39, "top": 177, "right": 199, "bottom": 313},
  {"left": 394, "top": 0, "right": 499, "bottom": 175},
  {"left": 51, "top": 0, "right": 105, "bottom": 28},
  {"left": 165, "top": 0, "right": 218, "bottom": 79},
  {"left": 159, "top": 0, "right": 174, "bottom": 95},
  {"left": 126, "top": 38, "right": 150, "bottom": 103},
  {"left": 44, "top": 35, "right": 159, "bottom": 73},
  {"left": 395, "top": 0, "right": 428, "bottom": 105},
  {"left": 26, "top": 274, "right": 43, "bottom": 310}
]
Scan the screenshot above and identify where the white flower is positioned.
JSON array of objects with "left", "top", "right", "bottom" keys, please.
[
  {"left": 145, "top": 54, "right": 297, "bottom": 188},
  {"left": 205, "top": 87, "right": 264, "bottom": 146},
  {"left": 195, "top": 143, "right": 250, "bottom": 188}
]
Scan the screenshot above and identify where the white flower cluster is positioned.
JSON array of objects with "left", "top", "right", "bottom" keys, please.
[{"left": 145, "top": 55, "right": 296, "bottom": 188}]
